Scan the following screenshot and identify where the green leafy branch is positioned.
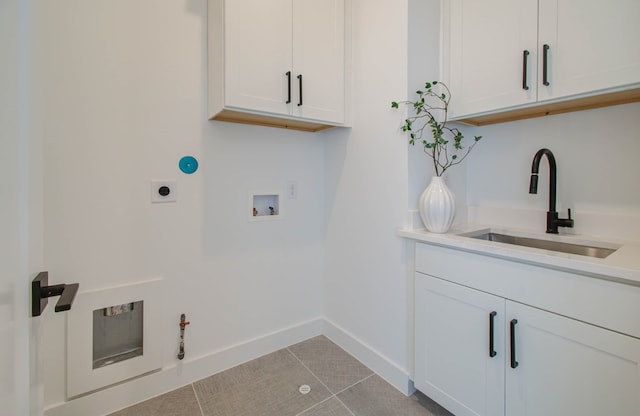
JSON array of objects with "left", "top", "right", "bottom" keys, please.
[{"left": 392, "top": 81, "right": 482, "bottom": 176}]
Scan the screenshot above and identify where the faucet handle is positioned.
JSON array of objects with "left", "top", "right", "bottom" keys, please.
[{"left": 558, "top": 208, "right": 574, "bottom": 229}]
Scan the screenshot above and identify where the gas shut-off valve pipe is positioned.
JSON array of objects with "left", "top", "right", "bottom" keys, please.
[{"left": 178, "top": 313, "right": 190, "bottom": 360}]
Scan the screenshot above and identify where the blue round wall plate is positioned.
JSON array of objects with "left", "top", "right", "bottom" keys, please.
[{"left": 179, "top": 156, "right": 198, "bottom": 174}]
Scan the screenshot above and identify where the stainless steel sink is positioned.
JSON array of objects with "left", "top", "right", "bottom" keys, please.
[{"left": 467, "top": 232, "right": 618, "bottom": 259}]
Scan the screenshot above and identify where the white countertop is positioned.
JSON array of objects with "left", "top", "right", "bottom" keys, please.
[{"left": 399, "top": 224, "right": 640, "bottom": 286}]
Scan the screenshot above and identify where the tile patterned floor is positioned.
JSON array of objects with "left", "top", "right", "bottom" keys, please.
[{"left": 108, "top": 335, "right": 453, "bottom": 416}]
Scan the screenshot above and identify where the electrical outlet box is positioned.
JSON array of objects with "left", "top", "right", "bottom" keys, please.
[
  {"left": 287, "top": 181, "right": 298, "bottom": 199},
  {"left": 151, "top": 180, "right": 177, "bottom": 203}
]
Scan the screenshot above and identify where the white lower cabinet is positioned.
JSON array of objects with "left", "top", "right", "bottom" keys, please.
[
  {"left": 415, "top": 273, "right": 640, "bottom": 416},
  {"left": 505, "top": 301, "right": 640, "bottom": 416},
  {"left": 415, "top": 275, "right": 505, "bottom": 416}
]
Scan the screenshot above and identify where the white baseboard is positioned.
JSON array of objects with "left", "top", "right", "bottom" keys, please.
[
  {"left": 44, "top": 318, "right": 324, "bottom": 416},
  {"left": 323, "top": 319, "right": 413, "bottom": 395},
  {"left": 44, "top": 317, "right": 413, "bottom": 416}
]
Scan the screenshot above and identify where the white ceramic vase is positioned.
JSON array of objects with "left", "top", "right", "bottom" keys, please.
[{"left": 419, "top": 176, "right": 455, "bottom": 233}]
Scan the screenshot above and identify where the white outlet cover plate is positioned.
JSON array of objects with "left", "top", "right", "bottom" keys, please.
[
  {"left": 287, "top": 181, "right": 298, "bottom": 199},
  {"left": 151, "top": 180, "right": 177, "bottom": 203}
]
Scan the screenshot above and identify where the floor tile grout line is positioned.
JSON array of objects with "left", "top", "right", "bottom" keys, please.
[
  {"left": 287, "top": 346, "right": 374, "bottom": 416},
  {"left": 333, "top": 395, "right": 358, "bottom": 416},
  {"left": 293, "top": 395, "right": 336, "bottom": 416},
  {"left": 285, "top": 345, "right": 375, "bottom": 397},
  {"left": 286, "top": 347, "right": 335, "bottom": 394},
  {"left": 333, "top": 372, "right": 375, "bottom": 397},
  {"left": 331, "top": 374, "right": 375, "bottom": 416},
  {"left": 287, "top": 347, "right": 349, "bottom": 416},
  {"left": 191, "top": 383, "right": 206, "bottom": 416},
  {"left": 292, "top": 373, "right": 372, "bottom": 416}
]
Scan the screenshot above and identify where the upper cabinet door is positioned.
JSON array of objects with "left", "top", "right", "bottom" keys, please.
[
  {"left": 538, "top": 0, "right": 640, "bottom": 101},
  {"left": 224, "top": 0, "right": 292, "bottom": 115},
  {"left": 208, "top": 0, "right": 348, "bottom": 131},
  {"left": 445, "top": 0, "right": 538, "bottom": 118},
  {"left": 292, "top": 0, "right": 345, "bottom": 124}
]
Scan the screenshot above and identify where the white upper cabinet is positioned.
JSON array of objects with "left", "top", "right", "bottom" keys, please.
[
  {"left": 222, "top": 0, "right": 292, "bottom": 116},
  {"left": 444, "top": 0, "right": 539, "bottom": 119},
  {"left": 443, "top": 0, "right": 640, "bottom": 123},
  {"left": 292, "top": 0, "right": 345, "bottom": 123},
  {"left": 208, "top": 0, "right": 346, "bottom": 132},
  {"left": 537, "top": 0, "right": 640, "bottom": 101}
]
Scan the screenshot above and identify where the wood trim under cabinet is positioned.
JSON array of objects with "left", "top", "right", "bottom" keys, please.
[
  {"left": 210, "top": 109, "right": 339, "bottom": 132},
  {"left": 455, "top": 87, "right": 640, "bottom": 126}
]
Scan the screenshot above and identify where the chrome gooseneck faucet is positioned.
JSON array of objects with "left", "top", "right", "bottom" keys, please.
[{"left": 529, "top": 148, "right": 574, "bottom": 234}]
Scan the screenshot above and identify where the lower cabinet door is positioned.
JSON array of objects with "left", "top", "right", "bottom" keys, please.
[
  {"left": 415, "top": 273, "right": 505, "bottom": 416},
  {"left": 506, "top": 301, "right": 640, "bottom": 416}
]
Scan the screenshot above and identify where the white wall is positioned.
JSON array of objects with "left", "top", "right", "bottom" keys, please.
[
  {"left": 408, "top": 0, "right": 446, "bottom": 204},
  {"left": 463, "top": 102, "right": 640, "bottom": 240},
  {"left": 406, "top": 0, "right": 468, "bottom": 227},
  {"left": 323, "top": 0, "right": 414, "bottom": 392},
  {"left": 34, "top": 0, "right": 640, "bottom": 412},
  {"left": 38, "top": 0, "right": 428, "bottom": 411},
  {"left": 39, "top": 0, "right": 325, "bottom": 411}
]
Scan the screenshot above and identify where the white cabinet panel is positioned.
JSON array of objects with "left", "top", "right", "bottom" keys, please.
[
  {"left": 415, "top": 274, "right": 505, "bottom": 416},
  {"left": 446, "top": 0, "right": 538, "bottom": 118},
  {"left": 444, "top": 0, "right": 640, "bottom": 121},
  {"left": 506, "top": 301, "right": 640, "bottom": 416},
  {"left": 292, "top": 0, "right": 344, "bottom": 123},
  {"left": 223, "top": 0, "right": 292, "bottom": 115},
  {"left": 414, "top": 242, "right": 640, "bottom": 416},
  {"left": 208, "top": 0, "right": 346, "bottom": 130},
  {"left": 538, "top": 0, "right": 640, "bottom": 101}
]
